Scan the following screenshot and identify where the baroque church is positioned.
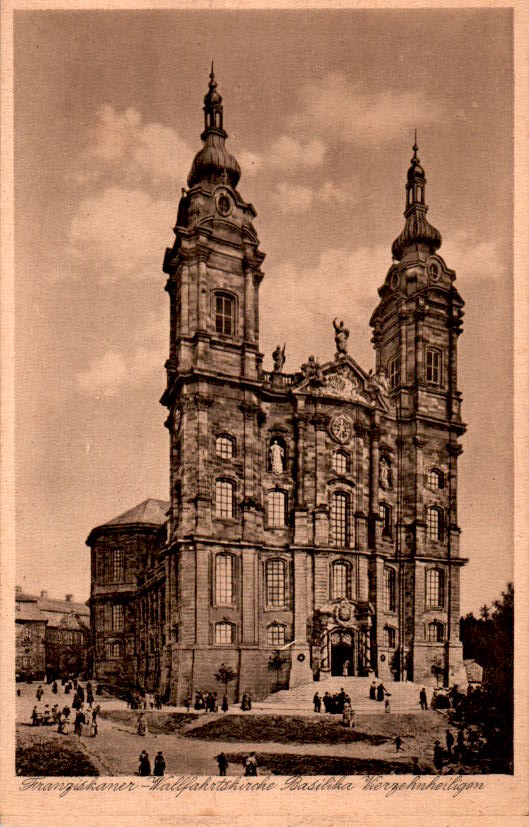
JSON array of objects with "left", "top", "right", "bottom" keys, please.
[{"left": 87, "top": 69, "right": 467, "bottom": 702}]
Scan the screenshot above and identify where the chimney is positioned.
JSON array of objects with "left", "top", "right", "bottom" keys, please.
[
  {"left": 40, "top": 590, "right": 48, "bottom": 598},
  {"left": 66, "top": 594, "right": 73, "bottom": 602}
]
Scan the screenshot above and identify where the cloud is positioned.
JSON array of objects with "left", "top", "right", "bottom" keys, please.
[
  {"left": 83, "top": 105, "right": 192, "bottom": 187},
  {"left": 67, "top": 186, "right": 175, "bottom": 279},
  {"left": 260, "top": 244, "right": 390, "bottom": 371},
  {"left": 77, "top": 311, "right": 167, "bottom": 398},
  {"left": 271, "top": 180, "right": 357, "bottom": 213},
  {"left": 239, "top": 136, "right": 326, "bottom": 178},
  {"left": 290, "top": 73, "right": 443, "bottom": 144},
  {"left": 441, "top": 231, "right": 508, "bottom": 284}
]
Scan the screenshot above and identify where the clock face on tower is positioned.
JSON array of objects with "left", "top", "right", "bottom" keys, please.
[{"left": 329, "top": 413, "right": 353, "bottom": 444}]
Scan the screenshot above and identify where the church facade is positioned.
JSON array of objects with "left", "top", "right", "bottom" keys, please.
[{"left": 88, "top": 70, "right": 468, "bottom": 702}]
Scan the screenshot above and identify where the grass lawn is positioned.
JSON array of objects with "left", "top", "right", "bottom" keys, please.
[
  {"left": 98, "top": 710, "right": 197, "bottom": 734},
  {"left": 224, "top": 751, "right": 412, "bottom": 775},
  {"left": 185, "top": 715, "right": 389, "bottom": 745},
  {"left": 16, "top": 729, "right": 99, "bottom": 776}
]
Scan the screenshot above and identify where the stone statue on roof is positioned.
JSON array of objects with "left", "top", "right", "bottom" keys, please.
[
  {"left": 333, "top": 318, "right": 349, "bottom": 359},
  {"left": 272, "top": 343, "right": 286, "bottom": 372}
]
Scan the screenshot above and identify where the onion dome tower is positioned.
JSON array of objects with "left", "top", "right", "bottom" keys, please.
[
  {"left": 391, "top": 137, "right": 442, "bottom": 261},
  {"left": 187, "top": 64, "right": 241, "bottom": 190}
]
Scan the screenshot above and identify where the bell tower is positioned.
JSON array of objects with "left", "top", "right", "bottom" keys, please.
[
  {"left": 162, "top": 65, "right": 265, "bottom": 387},
  {"left": 370, "top": 140, "right": 467, "bottom": 686}
]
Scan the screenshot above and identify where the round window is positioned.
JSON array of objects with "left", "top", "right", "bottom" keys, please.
[
  {"left": 428, "top": 260, "right": 441, "bottom": 282},
  {"left": 217, "top": 194, "right": 232, "bottom": 216}
]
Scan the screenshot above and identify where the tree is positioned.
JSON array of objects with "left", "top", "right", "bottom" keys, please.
[
  {"left": 455, "top": 583, "right": 513, "bottom": 772},
  {"left": 214, "top": 663, "right": 237, "bottom": 697},
  {"left": 268, "top": 649, "right": 288, "bottom": 690}
]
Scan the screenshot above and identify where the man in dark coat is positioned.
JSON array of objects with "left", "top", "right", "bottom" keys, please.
[
  {"left": 313, "top": 692, "right": 321, "bottom": 713},
  {"left": 216, "top": 752, "right": 229, "bottom": 776},
  {"left": 376, "top": 682, "right": 386, "bottom": 702},
  {"left": 445, "top": 729, "right": 455, "bottom": 757},
  {"left": 369, "top": 681, "right": 377, "bottom": 700},
  {"left": 419, "top": 687, "right": 428, "bottom": 710},
  {"left": 221, "top": 695, "right": 229, "bottom": 712}
]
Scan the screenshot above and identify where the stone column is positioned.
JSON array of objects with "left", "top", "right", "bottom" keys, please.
[
  {"left": 197, "top": 255, "right": 209, "bottom": 332},
  {"left": 312, "top": 414, "right": 330, "bottom": 546},
  {"left": 294, "top": 412, "right": 309, "bottom": 545},
  {"left": 243, "top": 261, "right": 255, "bottom": 343},
  {"left": 354, "top": 422, "right": 368, "bottom": 550},
  {"left": 369, "top": 423, "right": 380, "bottom": 548},
  {"left": 290, "top": 550, "right": 312, "bottom": 686},
  {"left": 195, "top": 394, "right": 213, "bottom": 533},
  {"left": 240, "top": 401, "right": 260, "bottom": 542},
  {"left": 414, "top": 298, "right": 426, "bottom": 386},
  {"left": 399, "top": 305, "right": 408, "bottom": 385},
  {"left": 241, "top": 548, "right": 257, "bottom": 645},
  {"left": 179, "top": 261, "right": 190, "bottom": 336}
]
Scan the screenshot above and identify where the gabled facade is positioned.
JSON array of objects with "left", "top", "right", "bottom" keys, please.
[{"left": 88, "top": 72, "right": 467, "bottom": 702}]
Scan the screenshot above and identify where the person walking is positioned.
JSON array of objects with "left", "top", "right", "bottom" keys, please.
[
  {"left": 419, "top": 687, "right": 428, "bottom": 710},
  {"left": 138, "top": 751, "right": 151, "bottom": 776},
  {"left": 31, "top": 706, "right": 39, "bottom": 726},
  {"left": 433, "top": 740, "right": 444, "bottom": 773},
  {"left": 216, "top": 752, "right": 229, "bottom": 777},
  {"left": 369, "top": 681, "right": 377, "bottom": 700},
  {"left": 86, "top": 685, "right": 94, "bottom": 708},
  {"left": 221, "top": 694, "right": 229, "bottom": 713},
  {"left": 74, "top": 709, "right": 85, "bottom": 738},
  {"left": 395, "top": 736, "right": 403, "bottom": 752},
  {"left": 323, "top": 692, "right": 332, "bottom": 713},
  {"left": 52, "top": 681, "right": 58, "bottom": 694},
  {"left": 376, "top": 682, "right": 385, "bottom": 702},
  {"left": 153, "top": 751, "right": 166, "bottom": 776},
  {"left": 411, "top": 756, "right": 422, "bottom": 775},
  {"left": 445, "top": 729, "right": 454, "bottom": 758},
  {"left": 385, "top": 696, "right": 391, "bottom": 714},
  {"left": 313, "top": 692, "right": 321, "bottom": 713},
  {"left": 137, "top": 714, "right": 146, "bottom": 736}
]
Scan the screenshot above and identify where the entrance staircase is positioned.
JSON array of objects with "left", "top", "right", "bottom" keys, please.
[{"left": 254, "top": 677, "right": 433, "bottom": 716}]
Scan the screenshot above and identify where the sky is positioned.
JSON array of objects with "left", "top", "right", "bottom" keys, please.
[{"left": 13, "top": 8, "right": 513, "bottom": 615}]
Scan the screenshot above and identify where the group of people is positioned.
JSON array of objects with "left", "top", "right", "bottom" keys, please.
[
  {"left": 138, "top": 750, "right": 166, "bottom": 776},
  {"left": 127, "top": 690, "right": 163, "bottom": 711},
  {"left": 314, "top": 688, "right": 353, "bottom": 717},
  {"left": 190, "top": 690, "right": 225, "bottom": 712},
  {"left": 369, "top": 680, "right": 392, "bottom": 712}
]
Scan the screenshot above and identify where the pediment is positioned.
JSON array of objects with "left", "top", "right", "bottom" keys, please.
[{"left": 294, "top": 356, "right": 389, "bottom": 409}]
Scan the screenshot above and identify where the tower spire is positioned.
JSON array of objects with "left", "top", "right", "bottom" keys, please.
[
  {"left": 391, "top": 139, "right": 441, "bottom": 261},
  {"left": 187, "top": 66, "right": 241, "bottom": 189}
]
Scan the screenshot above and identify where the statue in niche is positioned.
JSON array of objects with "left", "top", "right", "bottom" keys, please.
[
  {"left": 269, "top": 439, "right": 285, "bottom": 475},
  {"left": 301, "top": 355, "right": 324, "bottom": 386},
  {"left": 272, "top": 343, "right": 286, "bottom": 372},
  {"left": 333, "top": 318, "right": 350, "bottom": 358},
  {"left": 379, "top": 457, "right": 392, "bottom": 490}
]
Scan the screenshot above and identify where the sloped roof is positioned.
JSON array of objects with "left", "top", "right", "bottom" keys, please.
[
  {"left": 37, "top": 596, "right": 89, "bottom": 616},
  {"left": 16, "top": 601, "right": 48, "bottom": 623},
  {"left": 104, "top": 498, "right": 169, "bottom": 527}
]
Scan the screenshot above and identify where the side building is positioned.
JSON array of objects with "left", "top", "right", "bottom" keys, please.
[{"left": 15, "top": 587, "right": 90, "bottom": 681}]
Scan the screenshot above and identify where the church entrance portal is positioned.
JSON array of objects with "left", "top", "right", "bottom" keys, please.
[{"left": 329, "top": 629, "right": 356, "bottom": 677}]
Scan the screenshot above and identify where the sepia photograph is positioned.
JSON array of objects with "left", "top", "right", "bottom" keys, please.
[{"left": 3, "top": 3, "right": 525, "bottom": 813}]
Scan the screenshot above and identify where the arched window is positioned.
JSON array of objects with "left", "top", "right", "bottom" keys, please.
[
  {"left": 427, "top": 506, "right": 443, "bottom": 540},
  {"left": 331, "top": 491, "right": 349, "bottom": 547},
  {"left": 383, "top": 567, "right": 396, "bottom": 613},
  {"left": 216, "top": 434, "right": 235, "bottom": 459},
  {"left": 215, "top": 479, "right": 234, "bottom": 518},
  {"left": 426, "top": 568, "right": 444, "bottom": 608},
  {"left": 215, "top": 622, "right": 234, "bottom": 645},
  {"left": 267, "top": 490, "right": 287, "bottom": 527},
  {"left": 427, "top": 621, "right": 445, "bottom": 642},
  {"left": 427, "top": 468, "right": 444, "bottom": 490},
  {"left": 267, "top": 623, "right": 286, "bottom": 647},
  {"left": 332, "top": 450, "right": 349, "bottom": 476},
  {"left": 379, "top": 503, "right": 392, "bottom": 537},
  {"left": 215, "top": 292, "right": 235, "bottom": 336},
  {"left": 266, "top": 558, "right": 287, "bottom": 608},
  {"left": 331, "top": 560, "right": 352, "bottom": 600},
  {"left": 383, "top": 626, "right": 396, "bottom": 648},
  {"left": 215, "top": 553, "right": 234, "bottom": 606}
]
